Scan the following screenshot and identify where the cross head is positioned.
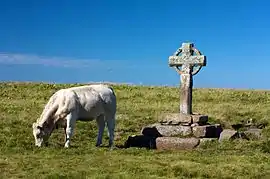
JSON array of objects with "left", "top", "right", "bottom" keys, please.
[{"left": 169, "top": 43, "right": 206, "bottom": 75}]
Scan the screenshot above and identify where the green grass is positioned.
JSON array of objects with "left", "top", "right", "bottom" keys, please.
[{"left": 1, "top": 82, "right": 270, "bottom": 179}]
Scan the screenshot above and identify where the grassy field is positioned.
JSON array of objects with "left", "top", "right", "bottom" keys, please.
[{"left": 1, "top": 82, "right": 270, "bottom": 179}]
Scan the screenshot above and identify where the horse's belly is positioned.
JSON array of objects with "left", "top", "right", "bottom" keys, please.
[
  {"left": 77, "top": 117, "right": 95, "bottom": 122},
  {"left": 74, "top": 97, "right": 104, "bottom": 121},
  {"left": 77, "top": 108, "right": 103, "bottom": 121}
]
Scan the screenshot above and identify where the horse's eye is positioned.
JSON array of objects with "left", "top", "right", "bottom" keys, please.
[{"left": 37, "top": 133, "right": 42, "bottom": 138}]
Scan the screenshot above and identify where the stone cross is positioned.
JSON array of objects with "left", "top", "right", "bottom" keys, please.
[{"left": 168, "top": 43, "right": 206, "bottom": 115}]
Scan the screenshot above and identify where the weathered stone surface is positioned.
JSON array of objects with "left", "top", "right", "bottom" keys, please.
[
  {"left": 141, "top": 123, "right": 192, "bottom": 137},
  {"left": 244, "top": 128, "right": 263, "bottom": 139},
  {"left": 192, "top": 124, "right": 222, "bottom": 138},
  {"left": 159, "top": 113, "right": 208, "bottom": 125},
  {"left": 168, "top": 43, "right": 207, "bottom": 68},
  {"left": 159, "top": 113, "right": 192, "bottom": 124},
  {"left": 191, "top": 114, "right": 208, "bottom": 124},
  {"left": 180, "top": 72, "right": 193, "bottom": 115},
  {"left": 124, "top": 135, "right": 156, "bottom": 149},
  {"left": 156, "top": 137, "right": 200, "bottom": 150},
  {"left": 218, "top": 129, "right": 238, "bottom": 142}
]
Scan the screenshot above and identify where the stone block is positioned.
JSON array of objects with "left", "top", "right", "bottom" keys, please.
[
  {"left": 191, "top": 113, "right": 209, "bottom": 124},
  {"left": 156, "top": 137, "right": 200, "bottom": 150},
  {"left": 159, "top": 113, "right": 208, "bottom": 125},
  {"left": 218, "top": 129, "right": 238, "bottom": 142},
  {"left": 141, "top": 123, "right": 192, "bottom": 137},
  {"left": 159, "top": 113, "right": 192, "bottom": 124},
  {"left": 192, "top": 124, "right": 222, "bottom": 138},
  {"left": 244, "top": 128, "right": 263, "bottom": 140}
]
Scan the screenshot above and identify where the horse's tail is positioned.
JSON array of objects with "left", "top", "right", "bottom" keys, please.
[
  {"left": 107, "top": 85, "right": 117, "bottom": 112},
  {"left": 107, "top": 85, "right": 116, "bottom": 98}
]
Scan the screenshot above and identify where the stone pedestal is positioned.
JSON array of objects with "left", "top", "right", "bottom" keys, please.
[{"left": 130, "top": 110, "right": 223, "bottom": 150}]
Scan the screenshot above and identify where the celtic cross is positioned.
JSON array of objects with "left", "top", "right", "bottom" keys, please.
[{"left": 168, "top": 43, "right": 206, "bottom": 115}]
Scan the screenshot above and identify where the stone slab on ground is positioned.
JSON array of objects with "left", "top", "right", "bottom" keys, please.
[
  {"left": 244, "top": 128, "right": 263, "bottom": 140},
  {"left": 192, "top": 124, "right": 223, "bottom": 138},
  {"left": 159, "top": 113, "right": 208, "bottom": 125},
  {"left": 156, "top": 137, "right": 200, "bottom": 150},
  {"left": 218, "top": 129, "right": 238, "bottom": 142},
  {"left": 141, "top": 123, "right": 192, "bottom": 137}
]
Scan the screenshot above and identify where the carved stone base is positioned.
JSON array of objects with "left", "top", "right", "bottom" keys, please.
[{"left": 159, "top": 113, "right": 208, "bottom": 125}]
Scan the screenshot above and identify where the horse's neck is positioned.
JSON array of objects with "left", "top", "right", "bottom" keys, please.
[
  {"left": 38, "top": 93, "right": 58, "bottom": 127},
  {"left": 38, "top": 116, "right": 55, "bottom": 130}
]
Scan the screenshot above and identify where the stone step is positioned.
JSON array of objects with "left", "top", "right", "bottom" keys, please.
[
  {"left": 192, "top": 124, "right": 222, "bottom": 138},
  {"left": 159, "top": 113, "right": 208, "bottom": 125},
  {"left": 156, "top": 137, "right": 200, "bottom": 150},
  {"left": 141, "top": 123, "right": 192, "bottom": 137}
]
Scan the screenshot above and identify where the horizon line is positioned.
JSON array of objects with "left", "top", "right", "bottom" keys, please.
[{"left": 1, "top": 80, "right": 270, "bottom": 91}]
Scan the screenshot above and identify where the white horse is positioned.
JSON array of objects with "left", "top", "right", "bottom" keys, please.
[{"left": 32, "top": 84, "right": 117, "bottom": 148}]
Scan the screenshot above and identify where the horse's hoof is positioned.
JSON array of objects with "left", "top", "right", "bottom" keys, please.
[
  {"left": 109, "top": 145, "right": 116, "bottom": 151},
  {"left": 64, "top": 144, "right": 70, "bottom": 148}
]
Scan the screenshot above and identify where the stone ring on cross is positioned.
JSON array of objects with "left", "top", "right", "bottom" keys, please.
[{"left": 168, "top": 43, "right": 206, "bottom": 76}]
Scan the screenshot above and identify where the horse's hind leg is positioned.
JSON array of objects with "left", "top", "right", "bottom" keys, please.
[
  {"left": 96, "top": 114, "right": 105, "bottom": 147},
  {"left": 106, "top": 114, "right": 115, "bottom": 148}
]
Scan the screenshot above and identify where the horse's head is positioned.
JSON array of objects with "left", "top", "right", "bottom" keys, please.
[{"left": 32, "top": 121, "right": 51, "bottom": 147}]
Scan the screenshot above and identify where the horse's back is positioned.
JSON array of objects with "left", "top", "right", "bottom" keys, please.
[{"left": 68, "top": 84, "right": 116, "bottom": 119}]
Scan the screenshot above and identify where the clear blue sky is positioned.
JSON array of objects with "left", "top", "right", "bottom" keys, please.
[{"left": 0, "top": 0, "right": 269, "bottom": 89}]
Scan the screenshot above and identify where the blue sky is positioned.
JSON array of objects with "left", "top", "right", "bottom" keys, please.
[{"left": 0, "top": 0, "right": 269, "bottom": 89}]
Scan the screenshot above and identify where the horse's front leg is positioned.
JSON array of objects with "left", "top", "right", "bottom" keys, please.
[
  {"left": 64, "top": 124, "right": 67, "bottom": 144},
  {"left": 64, "top": 113, "right": 76, "bottom": 148}
]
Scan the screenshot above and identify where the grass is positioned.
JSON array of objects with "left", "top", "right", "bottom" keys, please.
[{"left": 1, "top": 82, "right": 270, "bottom": 179}]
